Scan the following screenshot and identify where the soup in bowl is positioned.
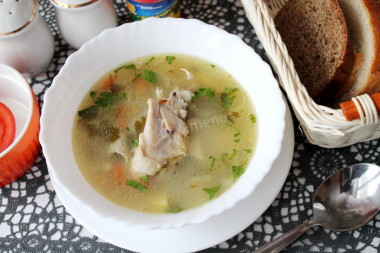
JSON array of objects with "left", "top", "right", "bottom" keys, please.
[
  {"left": 40, "top": 18, "right": 286, "bottom": 229},
  {"left": 72, "top": 54, "right": 257, "bottom": 214}
]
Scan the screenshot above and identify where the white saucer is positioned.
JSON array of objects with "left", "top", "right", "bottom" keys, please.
[{"left": 50, "top": 101, "right": 294, "bottom": 253}]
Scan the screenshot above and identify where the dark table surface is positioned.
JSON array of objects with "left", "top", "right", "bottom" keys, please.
[{"left": 1, "top": 0, "right": 380, "bottom": 252}]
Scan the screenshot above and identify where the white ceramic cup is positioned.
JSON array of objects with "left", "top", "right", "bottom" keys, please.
[
  {"left": 50, "top": 0, "right": 118, "bottom": 49},
  {"left": 0, "top": 0, "right": 55, "bottom": 77}
]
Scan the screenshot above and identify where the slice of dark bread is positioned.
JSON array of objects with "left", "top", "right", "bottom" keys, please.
[{"left": 274, "top": 0, "right": 354, "bottom": 103}]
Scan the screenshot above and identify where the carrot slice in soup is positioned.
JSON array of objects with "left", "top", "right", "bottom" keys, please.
[
  {"left": 0, "top": 102, "right": 16, "bottom": 153},
  {"left": 113, "top": 165, "right": 125, "bottom": 185}
]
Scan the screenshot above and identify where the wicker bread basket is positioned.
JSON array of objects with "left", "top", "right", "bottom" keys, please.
[{"left": 241, "top": 0, "right": 380, "bottom": 148}]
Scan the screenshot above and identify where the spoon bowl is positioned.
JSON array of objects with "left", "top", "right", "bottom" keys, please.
[
  {"left": 313, "top": 163, "right": 380, "bottom": 231},
  {"left": 255, "top": 163, "right": 380, "bottom": 253}
]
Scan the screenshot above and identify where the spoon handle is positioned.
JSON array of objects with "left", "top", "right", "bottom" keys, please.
[{"left": 253, "top": 220, "right": 316, "bottom": 253}]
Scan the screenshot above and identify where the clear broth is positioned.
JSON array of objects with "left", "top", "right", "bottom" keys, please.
[{"left": 72, "top": 54, "right": 257, "bottom": 213}]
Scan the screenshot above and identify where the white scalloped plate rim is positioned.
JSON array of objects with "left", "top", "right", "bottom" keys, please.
[{"left": 40, "top": 17, "right": 286, "bottom": 229}]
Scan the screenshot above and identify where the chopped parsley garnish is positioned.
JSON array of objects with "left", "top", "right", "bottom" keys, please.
[
  {"left": 78, "top": 105, "right": 100, "bottom": 119},
  {"left": 95, "top": 92, "right": 117, "bottom": 108},
  {"left": 243, "top": 149, "right": 251, "bottom": 153},
  {"left": 126, "top": 127, "right": 130, "bottom": 131},
  {"left": 166, "top": 56, "right": 176, "bottom": 64},
  {"left": 114, "top": 64, "right": 136, "bottom": 73},
  {"left": 232, "top": 165, "right": 245, "bottom": 180},
  {"left": 210, "top": 64, "right": 216, "bottom": 68},
  {"left": 119, "top": 93, "right": 127, "bottom": 99},
  {"left": 209, "top": 155, "right": 216, "bottom": 168},
  {"left": 234, "top": 139, "right": 240, "bottom": 143},
  {"left": 89, "top": 91, "right": 97, "bottom": 99},
  {"left": 114, "top": 66, "right": 125, "bottom": 74},
  {"left": 126, "top": 180, "right": 148, "bottom": 192},
  {"left": 220, "top": 88, "right": 238, "bottom": 111},
  {"left": 140, "top": 175, "right": 149, "bottom": 185},
  {"left": 132, "top": 138, "right": 139, "bottom": 147},
  {"left": 167, "top": 207, "right": 182, "bottom": 213},
  {"left": 221, "top": 96, "right": 236, "bottom": 111},
  {"left": 226, "top": 122, "right": 241, "bottom": 132},
  {"left": 250, "top": 114, "right": 256, "bottom": 123},
  {"left": 192, "top": 88, "right": 216, "bottom": 101},
  {"left": 234, "top": 133, "right": 241, "bottom": 137},
  {"left": 203, "top": 186, "right": 221, "bottom": 199},
  {"left": 126, "top": 64, "right": 137, "bottom": 70},
  {"left": 229, "top": 148, "right": 237, "bottom": 160},
  {"left": 132, "top": 73, "right": 141, "bottom": 83},
  {"left": 145, "top": 57, "right": 155, "bottom": 65},
  {"left": 78, "top": 91, "right": 126, "bottom": 119},
  {"left": 224, "top": 87, "right": 239, "bottom": 95},
  {"left": 142, "top": 70, "right": 158, "bottom": 85}
]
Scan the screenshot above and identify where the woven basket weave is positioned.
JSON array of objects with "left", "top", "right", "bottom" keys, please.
[{"left": 241, "top": 0, "right": 380, "bottom": 148}]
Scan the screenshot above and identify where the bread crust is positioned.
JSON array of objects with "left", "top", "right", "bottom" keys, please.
[
  {"left": 319, "top": 0, "right": 355, "bottom": 104},
  {"left": 362, "top": 0, "right": 380, "bottom": 94},
  {"left": 337, "top": 0, "right": 380, "bottom": 103},
  {"left": 319, "top": 34, "right": 354, "bottom": 104},
  {"left": 274, "top": 0, "right": 354, "bottom": 104}
]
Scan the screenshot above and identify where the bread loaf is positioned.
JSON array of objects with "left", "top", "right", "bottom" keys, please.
[
  {"left": 337, "top": 0, "right": 380, "bottom": 102},
  {"left": 274, "top": 0, "right": 354, "bottom": 103}
]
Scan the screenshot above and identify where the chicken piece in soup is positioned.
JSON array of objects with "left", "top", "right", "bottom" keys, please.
[
  {"left": 72, "top": 54, "right": 257, "bottom": 214},
  {"left": 132, "top": 90, "right": 193, "bottom": 176}
]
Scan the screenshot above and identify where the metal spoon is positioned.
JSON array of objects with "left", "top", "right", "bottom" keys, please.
[{"left": 255, "top": 163, "right": 380, "bottom": 253}]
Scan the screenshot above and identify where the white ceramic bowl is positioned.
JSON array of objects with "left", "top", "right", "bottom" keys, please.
[{"left": 40, "top": 18, "right": 286, "bottom": 229}]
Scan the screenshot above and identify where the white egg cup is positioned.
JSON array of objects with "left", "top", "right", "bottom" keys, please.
[
  {"left": 50, "top": 0, "right": 118, "bottom": 49},
  {"left": 0, "top": 0, "right": 55, "bottom": 77}
]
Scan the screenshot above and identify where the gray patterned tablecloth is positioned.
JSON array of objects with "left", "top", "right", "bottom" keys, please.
[{"left": 1, "top": 0, "right": 380, "bottom": 252}]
